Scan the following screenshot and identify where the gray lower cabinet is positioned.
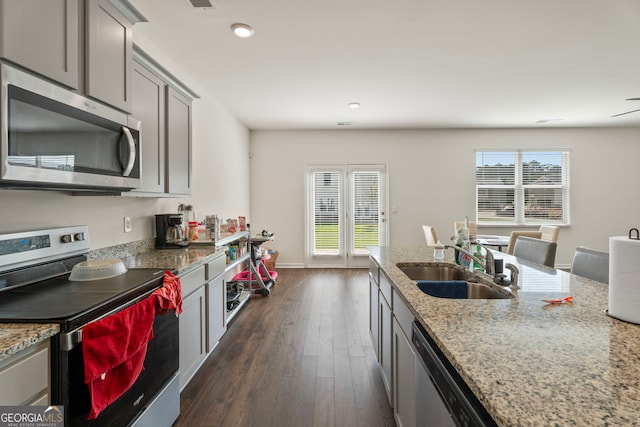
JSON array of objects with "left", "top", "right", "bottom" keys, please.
[
  {"left": 178, "top": 265, "right": 207, "bottom": 390},
  {"left": 370, "top": 256, "right": 418, "bottom": 425},
  {"left": 0, "top": 0, "right": 79, "bottom": 89},
  {"left": 369, "top": 276, "right": 379, "bottom": 360},
  {"left": 85, "top": 0, "right": 133, "bottom": 112},
  {"left": 206, "top": 254, "right": 227, "bottom": 352},
  {"left": 379, "top": 288, "right": 393, "bottom": 404},
  {"left": 0, "top": 341, "right": 50, "bottom": 406},
  {"left": 166, "top": 86, "right": 192, "bottom": 195},
  {"left": 131, "top": 59, "right": 166, "bottom": 193},
  {"left": 393, "top": 290, "right": 417, "bottom": 427}
]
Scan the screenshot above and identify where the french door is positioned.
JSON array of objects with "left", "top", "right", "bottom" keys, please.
[{"left": 306, "top": 163, "right": 387, "bottom": 267}]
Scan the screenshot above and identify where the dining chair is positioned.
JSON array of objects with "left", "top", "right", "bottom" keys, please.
[
  {"left": 422, "top": 225, "right": 439, "bottom": 246},
  {"left": 506, "top": 225, "right": 560, "bottom": 255},
  {"left": 570, "top": 246, "right": 609, "bottom": 284},
  {"left": 453, "top": 221, "right": 477, "bottom": 239},
  {"left": 512, "top": 236, "right": 557, "bottom": 267}
]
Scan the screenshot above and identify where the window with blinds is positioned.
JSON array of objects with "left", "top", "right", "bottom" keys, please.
[
  {"left": 312, "top": 171, "right": 341, "bottom": 255},
  {"left": 351, "top": 171, "right": 380, "bottom": 255},
  {"left": 475, "top": 150, "right": 570, "bottom": 225}
]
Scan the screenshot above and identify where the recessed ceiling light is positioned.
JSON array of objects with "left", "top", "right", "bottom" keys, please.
[
  {"left": 348, "top": 102, "right": 360, "bottom": 109},
  {"left": 231, "top": 23, "right": 254, "bottom": 38}
]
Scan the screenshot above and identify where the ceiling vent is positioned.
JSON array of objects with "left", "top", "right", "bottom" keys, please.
[{"left": 188, "top": 0, "right": 217, "bottom": 9}]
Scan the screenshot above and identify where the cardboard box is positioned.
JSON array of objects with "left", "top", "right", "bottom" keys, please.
[{"left": 263, "top": 250, "right": 279, "bottom": 271}]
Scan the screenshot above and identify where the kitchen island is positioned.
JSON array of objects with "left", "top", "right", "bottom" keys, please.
[{"left": 370, "top": 245, "right": 640, "bottom": 426}]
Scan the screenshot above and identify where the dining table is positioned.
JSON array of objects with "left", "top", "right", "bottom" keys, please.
[{"left": 476, "top": 234, "right": 510, "bottom": 252}]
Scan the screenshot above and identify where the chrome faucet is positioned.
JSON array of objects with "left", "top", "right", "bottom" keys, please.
[
  {"left": 505, "top": 263, "right": 520, "bottom": 289},
  {"left": 444, "top": 243, "right": 495, "bottom": 278}
]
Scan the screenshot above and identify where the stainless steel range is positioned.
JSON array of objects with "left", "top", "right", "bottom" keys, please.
[{"left": 0, "top": 226, "right": 179, "bottom": 426}]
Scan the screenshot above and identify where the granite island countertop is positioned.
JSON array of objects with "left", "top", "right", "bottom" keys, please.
[{"left": 370, "top": 245, "right": 640, "bottom": 426}]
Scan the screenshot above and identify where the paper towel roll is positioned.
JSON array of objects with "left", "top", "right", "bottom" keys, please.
[{"left": 609, "top": 236, "right": 640, "bottom": 324}]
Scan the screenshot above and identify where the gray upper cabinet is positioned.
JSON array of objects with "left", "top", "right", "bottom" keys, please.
[
  {"left": 0, "top": 0, "right": 141, "bottom": 112},
  {"left": 0, "top": 0, "right": 80, "bottom": 89},
  {"left": 85, "top": 0, "right": 133, "bottom": 112},
  {"left": 166, "top": 86, "right": 192, "bottom": 195},
  {"left": 132, "top": 59, "right": 166, "bottom": 193}
]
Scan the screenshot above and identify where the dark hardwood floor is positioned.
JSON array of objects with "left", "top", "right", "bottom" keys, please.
[{"left": 175, "top": 268, "right": 396, "bottom": 427}]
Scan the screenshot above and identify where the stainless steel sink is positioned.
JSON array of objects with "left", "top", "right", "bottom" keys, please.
[
  {"left": 397, "top": 264, "right": 473, "bottom": 281},
  {"left": 396, "top": 263, "right": 512, "bottom": 299},
  {"left": 415, "top": 280, "right": 512, "bottom": 299}
]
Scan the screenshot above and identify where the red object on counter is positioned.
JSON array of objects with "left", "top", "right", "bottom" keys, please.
[
  {"left": 82, "top": 296, "right": 156, "bottom": 420},
  {"left": 154, "top": 270, "right": 183, "bottom": 315}
]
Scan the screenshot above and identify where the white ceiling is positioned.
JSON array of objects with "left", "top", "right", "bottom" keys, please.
[{"left": 129, "top": 0, "right": 640, "bottom": 130}]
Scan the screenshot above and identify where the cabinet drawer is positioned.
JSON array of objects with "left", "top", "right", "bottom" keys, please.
[
  {"left": 379, "top": 271, "right": 393, "bottom": 308},
  {"left": 0, "top": 342, "right": 49, "bottom": 405},
  {"left": 393, "top": 289, "right": 415, "bottom": 338},
  {"left": 179, "top": 265, "right": 205, "bottom": 297},
  {"left": 205, "top": 254, "right": 227, "bottom": 280}
]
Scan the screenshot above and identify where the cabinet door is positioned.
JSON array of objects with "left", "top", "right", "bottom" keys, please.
[
  {"left": 131, "top": 60, "right": 166, "bottom": 193},
  {"left": 179, "top": 286, "right": 206, "bottom": 389},
  {"left": 207, "top": 274, "right": 226, "bottom": 352},
  {"left": 166, "top": 86, "right": 192, "bottom": 194},
  {"left": 394, "top": 317, "right": 416, "bottom": 427},
  {"left": 369, "top": 274, "right": 379, "bottom": 360},
  {"left": 0, "top": 341, "right": 49, "bottom": 405},
  {"left": 380, "top": 291, "right": 393, "bottom": 405},
  {"left": 85, "top": 0, "right": 133, "bottom": 112},
  {"left": 0, "top": 0, "right": 79, "bottom": 88}
]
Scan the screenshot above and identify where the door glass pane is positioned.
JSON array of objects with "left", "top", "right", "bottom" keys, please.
[
  {"left": 352, "top": 171, "right": 380, "bottom": 255},
  {"left": 313, "top": 171, "right": 340, "bottom": 255}
]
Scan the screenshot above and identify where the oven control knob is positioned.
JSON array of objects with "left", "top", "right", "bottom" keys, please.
[
  {"left": 74, "top": 233, "right": 86, "bottom": 241},
  {"left": 60, "top": 234, "right": 73, "bottom": 243}
]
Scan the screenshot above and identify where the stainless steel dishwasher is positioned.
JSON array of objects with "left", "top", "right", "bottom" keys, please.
[{"left": 412, "top": 321, "right": 497, "bottom": 427}]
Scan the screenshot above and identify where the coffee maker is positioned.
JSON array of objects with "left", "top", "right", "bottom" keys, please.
[{"left": 155, "top": 214, "right": 189, "bottom": 249}]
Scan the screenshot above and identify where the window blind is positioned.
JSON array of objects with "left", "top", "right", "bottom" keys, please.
[
  {"left": 352, "top": 171, "right": 380, "bottom": 254},
  {"left": 476, "top": 150, "right": 570, "bottom": 225},
  {"left": 312, "top": 171, "right": 341, "bottom": 255}
]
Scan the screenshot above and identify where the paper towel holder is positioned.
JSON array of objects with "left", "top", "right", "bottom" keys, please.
[{"left": 629, "top": 228, "right": 639, "bottom": 240}]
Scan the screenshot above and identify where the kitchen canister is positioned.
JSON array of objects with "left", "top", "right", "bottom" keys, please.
[{"left": 608, "top": 229, "right": 640, "bottom": 324}]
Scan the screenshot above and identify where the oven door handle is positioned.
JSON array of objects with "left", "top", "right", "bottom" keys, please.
[{"left": 60, "top": 329, "right": 82, "bottom": 352}]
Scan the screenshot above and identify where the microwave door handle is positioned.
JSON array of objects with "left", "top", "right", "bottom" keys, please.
[{"left": 121, "top": 126, "right": 136, "bottom": 177}]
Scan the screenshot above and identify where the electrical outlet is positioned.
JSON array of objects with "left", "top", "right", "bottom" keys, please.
[{"left": 124, "top": 216, "right": 132, "bottom": 233}]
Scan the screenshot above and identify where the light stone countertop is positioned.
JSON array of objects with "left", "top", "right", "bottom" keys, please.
[
  {"left": 120, "top": 245, "right": 225, "bottom": 274},
  {"left": 0, "top": 323, "right": 59, "bottom": 362},
  {"left": 370, "top": 245, "right": 640, "bottom": 427}
]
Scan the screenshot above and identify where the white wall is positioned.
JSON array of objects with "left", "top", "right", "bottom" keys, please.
[
  {"left": 0, "top": 34, "right": 250, "bottom": 250},
  {"left": 250, "top": 127, "right": 640, "bottom": 268}
]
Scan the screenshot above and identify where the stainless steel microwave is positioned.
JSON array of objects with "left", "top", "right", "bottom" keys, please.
[{"left": 0, "top": 63, "right": 141, "bottom": 191}]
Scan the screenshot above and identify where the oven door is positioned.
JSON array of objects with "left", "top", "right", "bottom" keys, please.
[
  {"left": 54, "top": 310, "right": 179, "bottom": 426},
  {"left": 0, "top": 63, "right": 141, "bottom": 191}
]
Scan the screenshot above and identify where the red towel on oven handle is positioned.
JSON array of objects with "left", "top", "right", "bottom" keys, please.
[
  {"left": 153, "top": 270, "right": 183, "bottom": 315},
  {"left": 82, "top": 296, "right": 156, "bottom": 420}
]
